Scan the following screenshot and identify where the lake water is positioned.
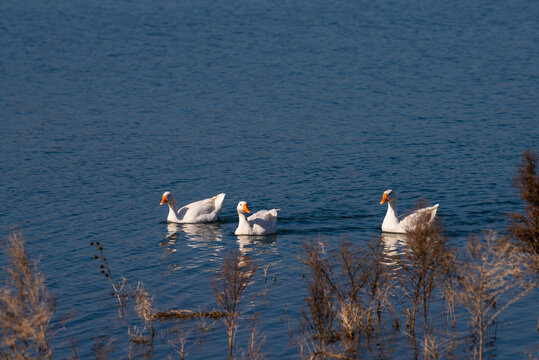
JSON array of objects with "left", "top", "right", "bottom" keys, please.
[{"left": 1, "top": 0, "right": 537, "bottom": 358}]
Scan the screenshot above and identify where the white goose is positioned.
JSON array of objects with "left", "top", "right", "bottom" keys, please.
[
  {"left": 380, "top": 189, "right": 439, "bottom": 233},
  {"left": 160, "top": 191, "right": 225, "bottom": 223},
  {"left": 235, "top": 201, "right": 279, "bottom": 236}
]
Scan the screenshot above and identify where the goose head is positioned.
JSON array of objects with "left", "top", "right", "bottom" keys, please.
[
  {"left": 380, "top": 189, "right": 397, "bottom": 205},
  {"left": 160, "top": 191, "right": 177, "bottom": 208},
  {"left": 237, "top": 201, "right": 251, "bottom": 214}
]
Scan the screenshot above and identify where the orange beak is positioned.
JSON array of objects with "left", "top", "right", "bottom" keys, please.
[
  {"left": 160, "top": 194, "right": 168, "bottom": 205},
  {"left": 243, "top": 203, "right": 251, "bottom": 213},
  {"left": 380, "top": 193, "right": 388, "bottom": 204}
]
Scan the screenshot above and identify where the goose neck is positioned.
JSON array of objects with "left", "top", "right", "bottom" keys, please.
[
  {"left": 166, "top": 198, "right": 179, "bottom": 221},
  {"left": 237, "top": 211, "right": 249, "bottom": 225},
  {"left": 386, "top": 200, "right": 398, "bottom": 218}
]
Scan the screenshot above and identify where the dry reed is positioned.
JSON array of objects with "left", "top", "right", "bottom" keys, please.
[
  {"left": 299, "top": 237, "right": 394, "bottom": 359},
  {"left": 5, "top": 150, "right": 534, "bottom": 358},
  {"left": 0, "top": 231, "right": 55, "bottom": 360},
  {"left": 169, "top": 325, "right": 189, "bottom": 360},
  {"left": 456, "top": 232, "right": 532, "bottom": 360},
  {"left": 396, "top": 204, "right": 453, "bottom": 358},
  {"left": 212, "top": 250, "right": 258, "bottom": 360},
  {"left": 132, "top": 281, "right": 157, "bottom": 342},
  {"left": 92, "top": 335, "right": 116, "bottom": 360},
  {"left": 508, "top": 149, "right": 539, "bottom": 273},
  {"left": 240, "top": 313, "right": 265, "bottom": 360},
  {"left": 91, "top": 241, "right": 129, "bottom": 312}
]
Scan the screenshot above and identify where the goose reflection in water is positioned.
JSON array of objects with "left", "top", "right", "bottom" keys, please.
[
  {"left": 181, "top": 223, "right": 224, "bottom": 243},
  {"left": 159, "top": 223, "right": 181, "bottom": 255},
  {"left": 236, "top": 234, "right": 278, "bottom": 256},
  {"left": 380, "top": 232, "right": 407, "bottom": 268},
  {"left": 164, "top": 223, "right": 181, "bottom": 242},
  {"left": 161, "top": 222, "right": 224, "bottom": 252}
]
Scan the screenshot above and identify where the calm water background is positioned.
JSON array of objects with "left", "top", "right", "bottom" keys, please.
[{"left": 1, "top": 0, "right": 538, "bottom": 358}]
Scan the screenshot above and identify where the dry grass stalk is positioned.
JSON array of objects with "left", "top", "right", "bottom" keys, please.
[
  {"left": 300, "top": 239, "right": 337, "bottom": 358},
  {"left": 0, "top": 231, "right": 55, "bottom": 360},
  {"left": 364, "top": 237, "right": 396, "bottom": 334},
  {"left": 456, "top": 232, "right": 532, "bottom": 360},
  {"left": 336, "top": 241, "right": 368, "bottom": 343},
  {"left": 212, "top": 250, "right": 258, "bottom": 360},
  {"left": 524, "top": 344, "right": 539, "bottom": 359},
  {"left": 166, "top": 311, "right": 219, "bottom": 357},
  {"left": 396, "top": 204, "right": 453, "bottom": 357},
  {"left": 440, "top": 258, "right": 458, "bottom": 332},
  {"left": 193, "top": 310, "right": 218, "bottom": 342},
  {"left": 169, "top": 326, "right": 189, "bottom": 360},
  {"left": 127, "top": 325, "right": 155, "bottom": 360},
  {"left": 92, "top": 335, "right": 117, "bottom": 360},
  {"left": 421, "top": 332, "right": 458, "bottom": 360},
  {"left": 298, "top": 335, "right": 350, "bottom": 360},
  {"left": 239, "top": 313, "right": 265, "bottom": 360},
  {"left": 285, "top": 306, "right": 294, "bottom": 345},
  {"left": 132, "top": 282, "right": 157, "bottom": 341},
  {"left": 91, "top": 241, "right": 129, "bottom": 312},
  {"left": 423, "top": 333, "right": 440, "bottom": 360},
  {"left": 128, "top": 326, "right": 150, "bottom": 345},
  {"left": 509, "top": 149, "right": 539, "bottom": 273},
  {"left": 124, "top": 281, "right": 158, "bottom": 360},
  {"left": 68, "top": 339, "right": 80, "bottom": 360}
]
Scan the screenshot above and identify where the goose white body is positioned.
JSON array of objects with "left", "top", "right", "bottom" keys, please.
[
  {"left": 235, "top": 201, "right": 279, "bottom": 236},
  {"left": 161, "top": 191, "right": 225, "bottom": 224},
  {"left": 380, "top": 189, "right": 439, "bottom": 233}
]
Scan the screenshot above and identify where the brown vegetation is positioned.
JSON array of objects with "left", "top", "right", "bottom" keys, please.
[
  {"left": 2, "top": 151, "right": 536, "bottom": 359},
  {"left": 154, "top": 309, "right": 229, "bottom": 320},
  {"left": 91, "top": 241, "right": 129, "bottom": 312},
  {"left": 212, "top": 250, "right": 258, "bottom": 360},
  {"left": 299, "top": 237, "right": 394, "bottom": 359},
  {"left": 0, "top": 231, "right": 55, "bottom": 360},
  {"left": 397, "top": 207, "right": 454, "bottom": 357},
  {"left": 456, "top": 232, "right": 532, "bottom": 360},
  {"left": 509, "top": 149, "right": 539, "bottom": 272},
  {"left": 131, "top": 281, "right": 157, "bottom": 343},
  {"left": 92, "top": 336, "right": 117, "bottom": 360}
]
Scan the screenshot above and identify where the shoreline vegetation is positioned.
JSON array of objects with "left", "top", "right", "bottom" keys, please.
[{"left": 1, "top": 150, "right": 537, "bottom": 359}]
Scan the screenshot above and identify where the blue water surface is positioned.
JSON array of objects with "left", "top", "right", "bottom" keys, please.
[{"left": 1, "top": 0, "right": 538, "bottom": 358}]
